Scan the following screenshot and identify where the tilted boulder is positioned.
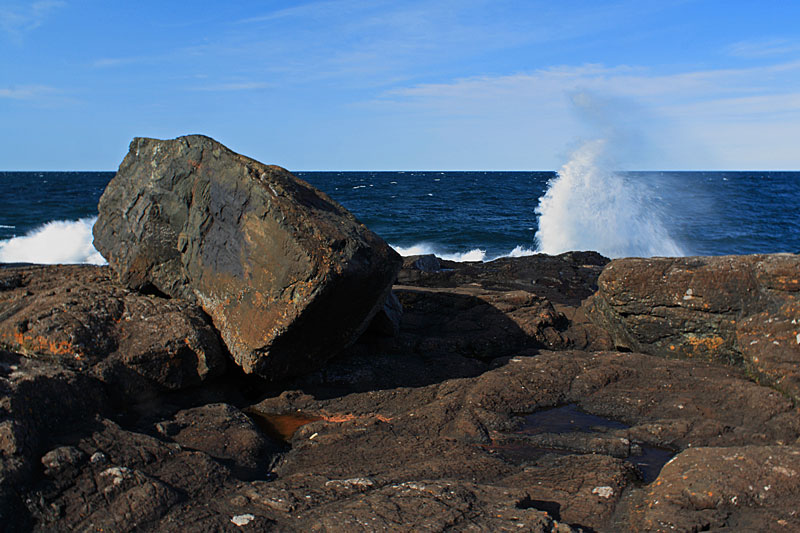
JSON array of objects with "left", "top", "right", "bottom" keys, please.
[
  {"left": 584, "top": 254, "right": 800, "bottom": 400},
  {"left": 93, "top": 135, "right": 402, "bottom": 379}
]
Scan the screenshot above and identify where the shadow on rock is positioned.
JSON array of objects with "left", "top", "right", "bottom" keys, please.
[{"left": 284, "top": 287, "right": 569, "bottom": 400}]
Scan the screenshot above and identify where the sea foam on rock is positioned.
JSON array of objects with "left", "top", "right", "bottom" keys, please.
[{"left": 93, "top": 135, "right": 402, "bottom": 379}]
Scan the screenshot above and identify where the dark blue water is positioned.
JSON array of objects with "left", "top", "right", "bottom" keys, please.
[
  {"left": 298, "top": 171, "right": 549, "bottom": 259},
  {"left": 0, "top": 172, "right": 113, "bottom": 240},
  {"left": 1, "top": 170, "right": 798, "bottom": 263}
]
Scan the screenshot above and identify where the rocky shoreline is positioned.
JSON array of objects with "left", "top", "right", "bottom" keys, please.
[{"left": 1, "top": 136, "right": 799, "bottom": 532}]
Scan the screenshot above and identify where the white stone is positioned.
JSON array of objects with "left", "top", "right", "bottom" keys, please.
[
  {"left": 100, "top": 466, "right": 133, "bottom": 486},
  {"left": 90, "top": 451, "right": 107, "bottom": 464},
  {"left": 231, "top": 514, "right": 255, "bottom": 527},
  {"left": 592, "top": 486, "right": 614, "bottom": 498},
  {"left": 325, "top": 477, "right": 374, "bottom": 489}
]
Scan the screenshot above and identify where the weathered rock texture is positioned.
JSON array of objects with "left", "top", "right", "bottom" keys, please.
[
  {"left": 4, "top": 253, "right": 800, "bottom": 531},
  {"left": 93, "top": 135, "right": 402, "bottom": 379},
  {"left": 0, "top": 265, "right": 226, "bottom": 392},
  {"left": 585, "top": 254, "right": 800, "bottom": 401},
  {"left": 250, "top": 349, "right": 800, "bottom": 532},
  {"left": 639, "top": 445, "right": 800, "bottom": 531}
]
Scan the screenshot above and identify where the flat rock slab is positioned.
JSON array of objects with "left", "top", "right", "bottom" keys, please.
[
  {"left": 250, "top": 349, "right": 800, "bottom": 531},
  {"left": 0, "top": 264, "right": 226, "bottom": 391},
  {"left": 584, "top": 254, "right": 800, "bottom": 401},
  {"left": 638, "top": 445, "right": 800, "bottom": 532},
  {"left": 93, "top": 135, "right": 401, "bottom": 379}
]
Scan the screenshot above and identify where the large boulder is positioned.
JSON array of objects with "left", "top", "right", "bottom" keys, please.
[
  {"left": 93, "top": 135, "right": 402, "bottom": 379},
  {"left": 584, "top": 254, "right": 800, "bottom": 400}
]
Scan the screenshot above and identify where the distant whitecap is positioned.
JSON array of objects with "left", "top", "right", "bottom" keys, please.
[{"left": 390, "top": 243, "right": 537, "bottom": 262}]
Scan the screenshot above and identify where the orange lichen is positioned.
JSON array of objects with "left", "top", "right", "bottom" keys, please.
[
  {"left": 684, "top": 335, "right": 725, "bottom": 355},
  {"left": 321, "top": 413, "right": 393, "bottom": 424},
  {"left": 3, "top": 331, "right": 81, "bottom": 358}
]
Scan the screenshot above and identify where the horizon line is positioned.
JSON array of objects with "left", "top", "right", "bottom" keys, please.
[{"left": 3, "top": 168, "right": 800, "bottom": 173}]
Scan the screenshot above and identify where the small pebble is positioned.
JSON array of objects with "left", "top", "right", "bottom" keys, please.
[
  {"left": 231, "top": 514, "right": 255, "bottom": 527},
  {"left": 592, "top": 486, "right": 614, "bottom": 499},
  {"left": 90, "top": 452, "right": 107, "bottom": 464}
]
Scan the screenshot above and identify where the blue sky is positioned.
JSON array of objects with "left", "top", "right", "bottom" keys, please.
[{"left": 3, "top": 0, "right": 800, "bottom": 170}]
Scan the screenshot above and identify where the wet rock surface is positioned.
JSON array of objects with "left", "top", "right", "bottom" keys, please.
[
  {"left": 93, "top": 135, "right": 402, "bottom": 380},
  {"left": 2, "top": 249, "right": 800, "bottom": 530}
]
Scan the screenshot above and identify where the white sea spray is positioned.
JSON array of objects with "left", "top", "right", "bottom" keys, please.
[
  {"left": 0, "top": 217, "right": 106, "bottom": 265},
  {"left": 534, "top": 139, "right": 685, "bottom": 258}
]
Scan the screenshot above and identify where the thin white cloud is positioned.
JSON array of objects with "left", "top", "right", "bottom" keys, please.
[
  {"left": 669, "top": 92, "right": 800, "bottom": 122},
  {"left": 237, "top": 0, "right": 355, "bottom": 24},
  {"left": 92, "top": 57, "right": 141, "bottom": 68},
  {"left": 229, "top": 0, "right": 679, "bottom": 89},
  {"left": 727, "top": 38, "right": 800, "bottom": 58},
  {"left": 0, "top": 0, "right": 65, "bottom": 42},
  {"left": 362, "top": 59, "right": 800, "bottom": 169},
  {"left": 191, "top": 81, "right": 272, "bottom": 92},
  {"left": 91, "top": 43, "right": 215, "bottom": 70},
  {"left": 0, "top": 84, "right": 57, "bottom": 99},
  {"left": 377, "top": 60, "right": 800, "bottom": 111}
]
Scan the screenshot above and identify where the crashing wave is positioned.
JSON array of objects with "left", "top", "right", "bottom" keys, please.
[
  {"left": 534, "top": 139, "right": 685, "bottom": 258},
  {"left": 0, "top": 217, "right": 106, "bottom": 265}
]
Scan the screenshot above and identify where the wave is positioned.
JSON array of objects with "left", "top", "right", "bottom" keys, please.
[
  {"left": 0, "top": 219, "right": 536, "bottom": 267},
  {"left": 390, "top": 243, "right": 537, "bottom": 262},
  {"left": 0, "top": 217, "right": 106, "bottom": 265},
  {"left": 534, "top": 139, "right": 685, "bottom": 258}
]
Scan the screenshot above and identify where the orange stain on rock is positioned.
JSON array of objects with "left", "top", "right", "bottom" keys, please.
[
  {"left": 4, "top": 331, "right": 81, "bottom": 358},
  {"left": 321, "top": 413, "right": 393, "bottom": 424},
  {"left": 685, "top": 335, "right": 725, "bottom": 355}
]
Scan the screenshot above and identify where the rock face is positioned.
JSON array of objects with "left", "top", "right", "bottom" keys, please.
[
  {"left": 154, "top": 402, "right": 281, "bottom": 480},
  {"left": 585, "top": 254, "right": 800, "bottom": 400},
  {"left": 640, "top": 445, "right": 800, "bottom": 531},
  {"left": 0, "top": 265, "right": 226, "bottom": 392},
  {"left": 4, "top": 253, "right": 800, "bottom": 531},
  {"left": 93, "top": 135, "right": 402, "bottom": 379},
  {"left": 0, "top": 349, "right": 109, "bottom": 528}
]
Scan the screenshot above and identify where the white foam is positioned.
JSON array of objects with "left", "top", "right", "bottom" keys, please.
[
  {"left": 505, "top": 245, "right": 537, "bottom": 258},
  {"left": 0, "top": 217, "right": 106, "bottom": 265},
  {"left": 390, "top": 243, "right": 537, "bottom": 262},
  {"left": 534, "top": 139, "right": 685, "bottom": 258},
  {"left": 391, "top": 243, "right": 485, "bottom": 262}
]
